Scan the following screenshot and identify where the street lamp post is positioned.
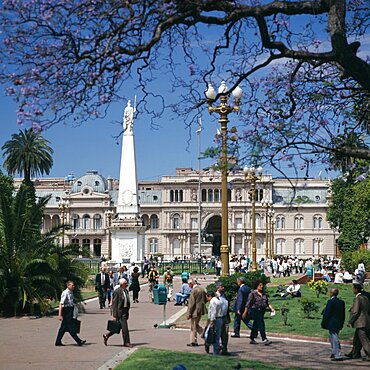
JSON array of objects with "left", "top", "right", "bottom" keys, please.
[
  {"left": 105, "top": 210, "right": 114, "bottom": 260},
  {"left": 205, "top": 81, "right": 242, "bottom": 276},
  {"left": 270, "top": 218, "right": 275, "bottom": 259},
  {"left": 58, "top": 199, "right": 69, "bottom": 247},
  {"left": 244, "top": 165, "right": 263, "bottom": 272},
  {"left": 261, "top": 200, "right": 272, "bottom": 264}
]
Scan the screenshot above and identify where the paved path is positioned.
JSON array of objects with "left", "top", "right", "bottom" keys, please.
[{"left": 0, "top": 275, "right": 368, "bottom": 370}]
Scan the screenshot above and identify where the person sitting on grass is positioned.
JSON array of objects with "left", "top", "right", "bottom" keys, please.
[{"left": 285, "top": 280, "right": 302, "bottom": 298}]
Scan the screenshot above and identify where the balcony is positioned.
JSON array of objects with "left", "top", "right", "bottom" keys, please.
[{"left": 65, "top": 228, "right": 106, "bottom": 236}]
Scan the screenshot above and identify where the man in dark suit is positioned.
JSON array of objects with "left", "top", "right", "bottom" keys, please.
[
  {"left": 231, "top": 277, "right": 252, "bottom": 338},
  {"left": 103, "top": 278, "right": 133, "bottom": 347},
  {"left": 96, "top": 266, "right": 110, "bottom": 309},
  {"left": 321, "top": 287, "right": 345, "bottom": 361},
  {"left": 346, "top": 283, "right": 370, "bottom": 361}
]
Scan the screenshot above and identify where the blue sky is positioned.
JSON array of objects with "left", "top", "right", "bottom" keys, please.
[{"left": 0, "top": 92, "right": 221, "bottom": 182}]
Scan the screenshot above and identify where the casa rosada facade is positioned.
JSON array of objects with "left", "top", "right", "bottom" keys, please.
[{"left": 15, "top": 168, "right": 336, "bottom": 261}]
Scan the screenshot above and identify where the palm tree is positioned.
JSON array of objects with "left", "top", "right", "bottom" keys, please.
[
  {"left": 0, "top": 178, "right": 88, "bottom": 315},
  {"left": 1, "top": 128, "right": 53, "bottom": 183}
]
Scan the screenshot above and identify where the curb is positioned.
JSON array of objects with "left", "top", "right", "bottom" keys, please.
[{"left": 174, "top": 322, "right": 352, "bottom": 345}]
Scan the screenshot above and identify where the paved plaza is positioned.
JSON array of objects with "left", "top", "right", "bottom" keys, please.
[{"left": 0, "top": 275, "right": 368, "bottom": 370}]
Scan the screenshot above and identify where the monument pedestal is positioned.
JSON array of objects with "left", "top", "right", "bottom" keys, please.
[{"left": 111, "top": 218, "right": 146, "bottom": 263}]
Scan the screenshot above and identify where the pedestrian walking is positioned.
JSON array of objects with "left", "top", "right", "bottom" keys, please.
[
  {"left": 321, "top": 287, "right": 345, "bottom": 361},
  {"left": 231, "top": 276, "right": 252, "bottom": 338},
  {"left": 96, "top": 266, "right": 110, "bottom": 309},
  {"left": 129, "top": 266, "right": 141, "bottom": 303},
  {"left": 103, "top": 278, "right": 133, "bottom": 348},
  {"left": 55, "top": 281, "right": 86, "bottom": 347},
  {"left": 346, "top": 283, "right": 370, "bottom": 361},
  {"left": 147, "top": 265, "right": 159, "bottom": 303},
  {"left": 243, "top": 279, "right": 275, "bottom": 345},
  {"left": 216, "top": 281, "right": 231, "bottom": 355},
  {"left": 205, "top": 291, "right": 222, "bottom": 355},
  {"left": 186, "top": 279, "right": 207, "bottom": 347},
  {"left": 163, "top": 266, "right": 174, "bottom": 302}
]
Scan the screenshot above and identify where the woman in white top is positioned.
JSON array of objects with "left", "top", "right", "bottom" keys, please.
[
  {"left": 343, "top": 270, "right": 353, "bottom": 283},
  {"left": 334, "top": 270, "right": 344, "bottom": 284}
]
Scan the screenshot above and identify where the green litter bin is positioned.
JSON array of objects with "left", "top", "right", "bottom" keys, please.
[{"left": 153, "top": 284, "right": 167, "bottom": 305}]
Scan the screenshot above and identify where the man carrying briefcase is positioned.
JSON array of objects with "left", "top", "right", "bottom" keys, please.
[{"left": 103, "top": 278, "right": 133, "bottom": 347}]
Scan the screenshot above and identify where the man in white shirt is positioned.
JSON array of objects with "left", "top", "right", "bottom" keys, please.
[
  {"left": 55, "top": 281, "right": 86, "bottom": 346},
  {"left": 285, "top": 280, "right": 301, "bottom": 298},
  {"left": 206, "top": 291, "right": 222, "bottom": 355},
  {"left": 216, "top": 282, "right": 230, "bottom": 355}
]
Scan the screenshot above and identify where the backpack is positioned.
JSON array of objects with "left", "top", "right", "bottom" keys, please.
[
  {"left": 148, "top": 270, "right": 157, "bottom": 282},
  {"left": 165, "top": 272, "right": 173, "bottom": 283}
]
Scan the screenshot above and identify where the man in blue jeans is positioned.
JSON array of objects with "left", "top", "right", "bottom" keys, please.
[{"left": 231, "top": 277, "right": 252, "bottom": 337}]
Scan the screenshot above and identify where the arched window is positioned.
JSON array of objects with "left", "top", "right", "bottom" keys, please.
[
  {"left": 172, "top": 214, "right": 181, "bottom": 229},
  {"left": 82, "top": 239, "right": 90, "bottom": 249},
  {"left": 227, "top": 188, "right": 231, "bottom": 202},
  {"left": 93, "top": 214, "right": 102, "bottom": 229},
  {"left": 171, "top": 189, "right": 184, "bottom": 202},
  {"left": 93, "top": 239, "right": 101, "bottom": 257},
  {"left": 141, "top": 214, "right": 149, "bottom": 227},
  {"left": 71, "top": 214, "right": 80, "bottom": 230},
  {"left": 294, "top": 238, "right": 305, "bottom": 254},
  {"left": 150, "top": 214, "right": 159, "bottom": 229},
  {"left": 256, "top": 238, "right": 262, "bottom": 250},
  {"left": 313, "top": 215, "right": 323, "bottom": 230},
  {"left": 256, "top": 213, "right": 261, "bottom": 229},
  {"left": 214, "top": 189, "right": 220, "bottom": 202},
  {"left": 208, "top": 189, "right": 213, "bottom": 202},
  {"left": 71, "top": 238, "right": 79, "bottom": 245},
  {"left": 294, "top": 215, "right": 304, "bottom": 230},
  {"left": 276, "top": 215, "right": 285, "bottom": 230},
  {"left": 256, "top": 189, "right": 264, "bottom": 202},
  {"left": 52, "top": 215, "right": 60, "bottom": 228},
  {"left": 202, "top": 189, "right": 207, "bottom": 202},
  {"left": 149, "top": 238, "right": 158, "bottom": 253},
  {"left": 82, "top": 214, "right": 90, "bottom": 229},
  {"left": 275, "top": 238, "right": 286, "bottom": 255}
]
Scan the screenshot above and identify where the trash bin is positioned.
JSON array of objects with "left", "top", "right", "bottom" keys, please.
[{"left": 153, "top": 284, "right": 167, "bottom": 305}]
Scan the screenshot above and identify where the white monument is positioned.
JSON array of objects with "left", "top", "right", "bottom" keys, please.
[{"left": 110, "top": 98, "right": 146, "bottom": 263}]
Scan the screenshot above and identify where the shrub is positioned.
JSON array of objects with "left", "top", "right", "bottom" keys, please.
[
  {"left": 308, "top": 280, "right": 328, "bottom": 298},
  {"left": 300, "top": 298, "right": 319, "bottom": 318},
  {"left": 206, "top": 270, "right": 270, "bottom": 309},
  {"left": 341, "top": 250, "right": 370, "bottom": 271}
]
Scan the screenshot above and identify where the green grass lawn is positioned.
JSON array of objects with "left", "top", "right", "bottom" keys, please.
[
  {"left": 117, "top": 348, "right": 312, "bottom": 370},
  {"left": 178, "top": 282, "right": 360, "bottom": 340},
  {"left": 265, "top": 283, "right": 356, "bottom": 340}
]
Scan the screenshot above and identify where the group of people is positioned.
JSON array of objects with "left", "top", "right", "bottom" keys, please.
[
  {"left": 95, "top": 263, "right": 141, "bottom": 309},
  {"left": 321, "top": 283, "right": 370, "bottom": 361},
  {"left": 54, "top": 256, "right": 370, "bottom": 363},
  {"left": 184, "top": 276, "right": 276, "bottom": 356}
]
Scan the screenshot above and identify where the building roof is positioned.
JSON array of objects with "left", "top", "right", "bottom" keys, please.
[{"left": 70, "top": 170, "right": 108, "bottom": 194}]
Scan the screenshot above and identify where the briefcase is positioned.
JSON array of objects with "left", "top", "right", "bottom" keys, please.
[
  {"left": 75, "top": 319, "right": 81, "bottom": 334},
  {"left": 107, "top": 319, "right": 121, "bottom": 334}
]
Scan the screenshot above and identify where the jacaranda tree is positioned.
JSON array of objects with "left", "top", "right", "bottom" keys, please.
[{"left": 0, "top": 0, "right": 369, "bottom": 175}]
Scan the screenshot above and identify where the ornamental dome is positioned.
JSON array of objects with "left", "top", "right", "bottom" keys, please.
[{"left": 70, "top": 170, "right": 108, "bottom": 194}]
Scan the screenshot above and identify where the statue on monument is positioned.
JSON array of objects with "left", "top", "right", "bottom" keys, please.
[{"left": 123, "top": 98, "right": 136, "bottom": 134}]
